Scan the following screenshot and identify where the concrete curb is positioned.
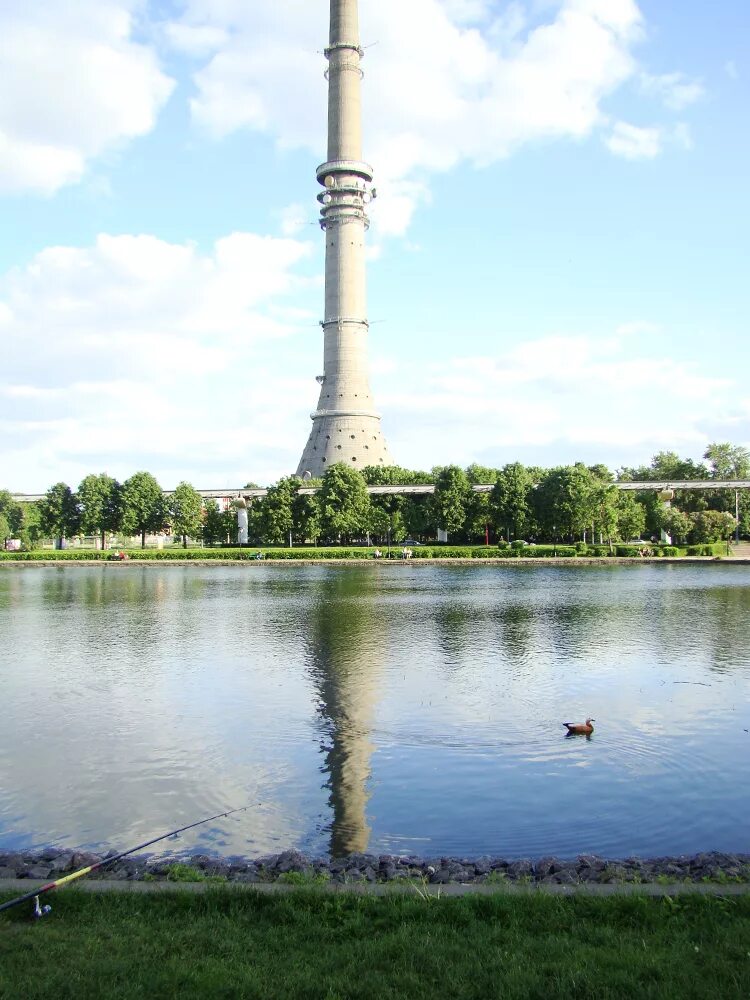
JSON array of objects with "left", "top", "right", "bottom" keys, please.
[{"left": 3, "top": 879, "right": 750, "bottom": 898}]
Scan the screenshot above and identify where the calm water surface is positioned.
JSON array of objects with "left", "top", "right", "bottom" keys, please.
[{"left": 1, "top": 564, "right": 749, "bottom": 860}]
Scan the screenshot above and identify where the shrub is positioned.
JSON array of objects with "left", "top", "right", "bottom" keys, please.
[
  {"left": 686, "top": 544, "right": 717, "bottom": 556},
  {"left": 166, "top": 864, "right": 205, "bottom": 882},
  {"left": 616, "top": 545, "right": 643, "bottom": 557},
  {"left": 574, "top": 542, "right": 588, "bottom": 555}
]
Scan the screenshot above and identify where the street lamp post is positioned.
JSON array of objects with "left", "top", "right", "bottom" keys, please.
[{"left": 736, "top": 490, "right": 740, "bottom": 545}]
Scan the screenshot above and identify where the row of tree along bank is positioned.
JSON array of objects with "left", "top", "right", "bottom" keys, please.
[{"left": 1, "top": 443, "right": 748, "bottom": 551}]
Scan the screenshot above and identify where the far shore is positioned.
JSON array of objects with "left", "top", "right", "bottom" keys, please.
[{"left": 1, "top": 556, "right": 748, "bottom": 568}]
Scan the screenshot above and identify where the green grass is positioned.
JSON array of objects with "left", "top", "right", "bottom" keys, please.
[{"left": 1, "top": 888, "right": 749, "bottom": 998}]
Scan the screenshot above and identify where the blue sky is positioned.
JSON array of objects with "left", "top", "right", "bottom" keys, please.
[{"left": 1, "top": 0, "right": 748, "bottom": 491}]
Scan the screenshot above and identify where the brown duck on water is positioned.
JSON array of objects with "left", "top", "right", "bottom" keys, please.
[{"left": 563, "top": 718, "right": 595, "bottom": 735}]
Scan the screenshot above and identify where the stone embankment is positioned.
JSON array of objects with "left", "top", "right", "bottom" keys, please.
[{"left": 2, "top": 849, "right": 749, "bottom": 886}]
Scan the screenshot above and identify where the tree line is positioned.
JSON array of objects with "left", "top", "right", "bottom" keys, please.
[{"left": 1, "top": 442, "right": 747, "bottom": 550}]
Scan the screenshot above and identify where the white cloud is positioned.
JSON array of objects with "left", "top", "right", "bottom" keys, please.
[
  {"left": 0, "top": 232, "right": 318, "bottom": 490},
  {"left": 604, "top": 121, "right": 662, "bottom": 159},
  {"left": 615, "top": 321, "right": 662, "bottom": 337},
  {"left": 438, "top": 0, "right": 495, "bottom": 25},
  {"left": 379, "top": 330, "right": 733, "bottom": 469},
  {"left": 0, "top": 0, "right": 174, "bottom": 194},
  {"left": 278, "top": 202, "right": 310, "bottom": 236},
  {"left": 170, "top": 0, "right": 658, "bottom": 232},
  {"left": 640, "top": 72, "right": 704, "bottom": 111},
  {"left": 0, "top": 229, "right": 740, "bottom": 488},
  {"left": 605, "top": 120, "right": 693, "bottom": 160}
]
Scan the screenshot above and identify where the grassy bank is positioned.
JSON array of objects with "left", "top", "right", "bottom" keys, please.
[
  {"left": 1, "top": 888, "right": 749, "bottom": 998},
  {"left": 0, "top": 542, "right": 728, "bottom": 562}
]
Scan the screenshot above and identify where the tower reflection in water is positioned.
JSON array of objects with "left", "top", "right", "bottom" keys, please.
[{"left": 305, "top": 570, "right": 384, "bottom": 857}]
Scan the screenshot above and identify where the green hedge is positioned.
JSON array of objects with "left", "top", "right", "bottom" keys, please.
[
  {"left": 0, "top": 542, "right": 714, "bottom": 562},
  {"left": 685, "top": 542, "right": 726, "bottom": 556}
]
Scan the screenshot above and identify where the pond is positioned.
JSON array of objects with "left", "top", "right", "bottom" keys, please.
[{"left": 1, "top": 563, "right": 748, "bottom": 860}]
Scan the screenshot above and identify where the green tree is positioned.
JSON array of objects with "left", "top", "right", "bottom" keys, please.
[
  {"left": 490, "top": 463, "right": 535, "bottom": 541},
  {"left": 589, "top": 482, "right": 620, "bottom": 546},
  {"left": 615, "top": 491, "right": 646, "bottom": 542},
  {"left": 662, "top": 507, "right": 693, "bottom": 545},
  {"left": 202, "top": 499, "right": 236, "bottom": 545},
  {"left": 78, "top": 474, "right": 122, "bottom": 549},
  {"left": 319, "top": 464, "right": 371, "bottom": 542},
  {"left": 689, "top": 509, "right": 736, "bottom": 543},
  {"left": 463, "top": 466, "right": 499, "bottom": 541},
  {"left": 258, "top": 476, "right": 299, "bottom": 546},
  {"left": 169, "top": 482, "right": 204, "bottom": 548},
  {"left": 533, "top": 465, "right": 598, "bottom": 541},
  {"left": 701, "top": 443, "right": 750, "bottom": 521},
  {"left": 432, "top": 465, "right": 471, "bottom": 536},
  {"left": 0, "top": 490, "right": 23, "bottom": 546},
  {"left": 703, "top": 442, "right": 750, "bottom": 480},
  {"left": 39, "top": 482, "right": 80, "bottom": 548},
  {"left": 620, "top": 451, "right": 709, "bottom": 483},
  {"left": 121, "top": 472, "right": 165, "bottom": 548},
  {"left": 465, "top": 464, "right": 499, "bottom": 486},
  {"left": 292, "top": 490, "right": 321, "bottom": 544},
  {"left": 620, "top": 451, "right": 709, "bottom": 517},
  {"left": 402, "top": 496, "right": 433, "bottom": 540},
  {"left": 17, "top": 501, "right": 42, "bottom": 550},
  {"left": 366, "top": 503, "right": 391, "bottom": 539},
  {"left": 361, "top": 465, "right": 433, "bottom": 485}
]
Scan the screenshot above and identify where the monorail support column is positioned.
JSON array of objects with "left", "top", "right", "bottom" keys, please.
[
  {"left": 658, "top": 489, "right": 674, "bottom": 544},
  {"left": 236, "top": 497, "right": 249, "bottom": 545}
]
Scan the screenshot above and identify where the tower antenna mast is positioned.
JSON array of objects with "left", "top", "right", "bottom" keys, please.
[{"left": 295, "top": 0, "right": 393, "bottom": 477}]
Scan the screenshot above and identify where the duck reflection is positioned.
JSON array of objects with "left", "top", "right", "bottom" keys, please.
[{"left": 305, "top": 570, "right": 384, "bottom": 857}]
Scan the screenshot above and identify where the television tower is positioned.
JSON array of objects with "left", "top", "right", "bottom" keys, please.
[{"left": 295, "top": 0, "right": 393, "bottom": 478}]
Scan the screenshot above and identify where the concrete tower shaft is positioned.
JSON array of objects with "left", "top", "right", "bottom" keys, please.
[{"left": 295, "top": 0, "right": 393, "bottom": 479}]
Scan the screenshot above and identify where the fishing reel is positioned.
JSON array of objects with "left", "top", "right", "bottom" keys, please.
[{"left": 32, "top": 896, "right": 52, "bottom": 919}]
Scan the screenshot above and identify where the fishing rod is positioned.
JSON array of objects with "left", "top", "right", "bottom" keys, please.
[{"left": 0, "top": 805, "right": 248, "bottom": 919}]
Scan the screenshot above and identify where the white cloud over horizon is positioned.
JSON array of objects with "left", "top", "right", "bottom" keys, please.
[
  {"left": 0, "top": 231, "right": 738, "bottom": 491},
  {"left": 0, "top": 232, "right": 319, "bottom": 490}
]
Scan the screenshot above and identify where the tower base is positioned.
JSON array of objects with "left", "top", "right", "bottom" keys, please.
[{"left": 296, "top": 409, "right": 392, "bottom": 479}]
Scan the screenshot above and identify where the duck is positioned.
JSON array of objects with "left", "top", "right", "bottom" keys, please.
[{"left": 563, "top": 718, "right": 595, "bottom": 735}]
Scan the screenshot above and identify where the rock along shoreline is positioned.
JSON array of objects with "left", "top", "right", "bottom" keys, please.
[{"left": 2, "top": 849, "right": 749, "bottom": 887}]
